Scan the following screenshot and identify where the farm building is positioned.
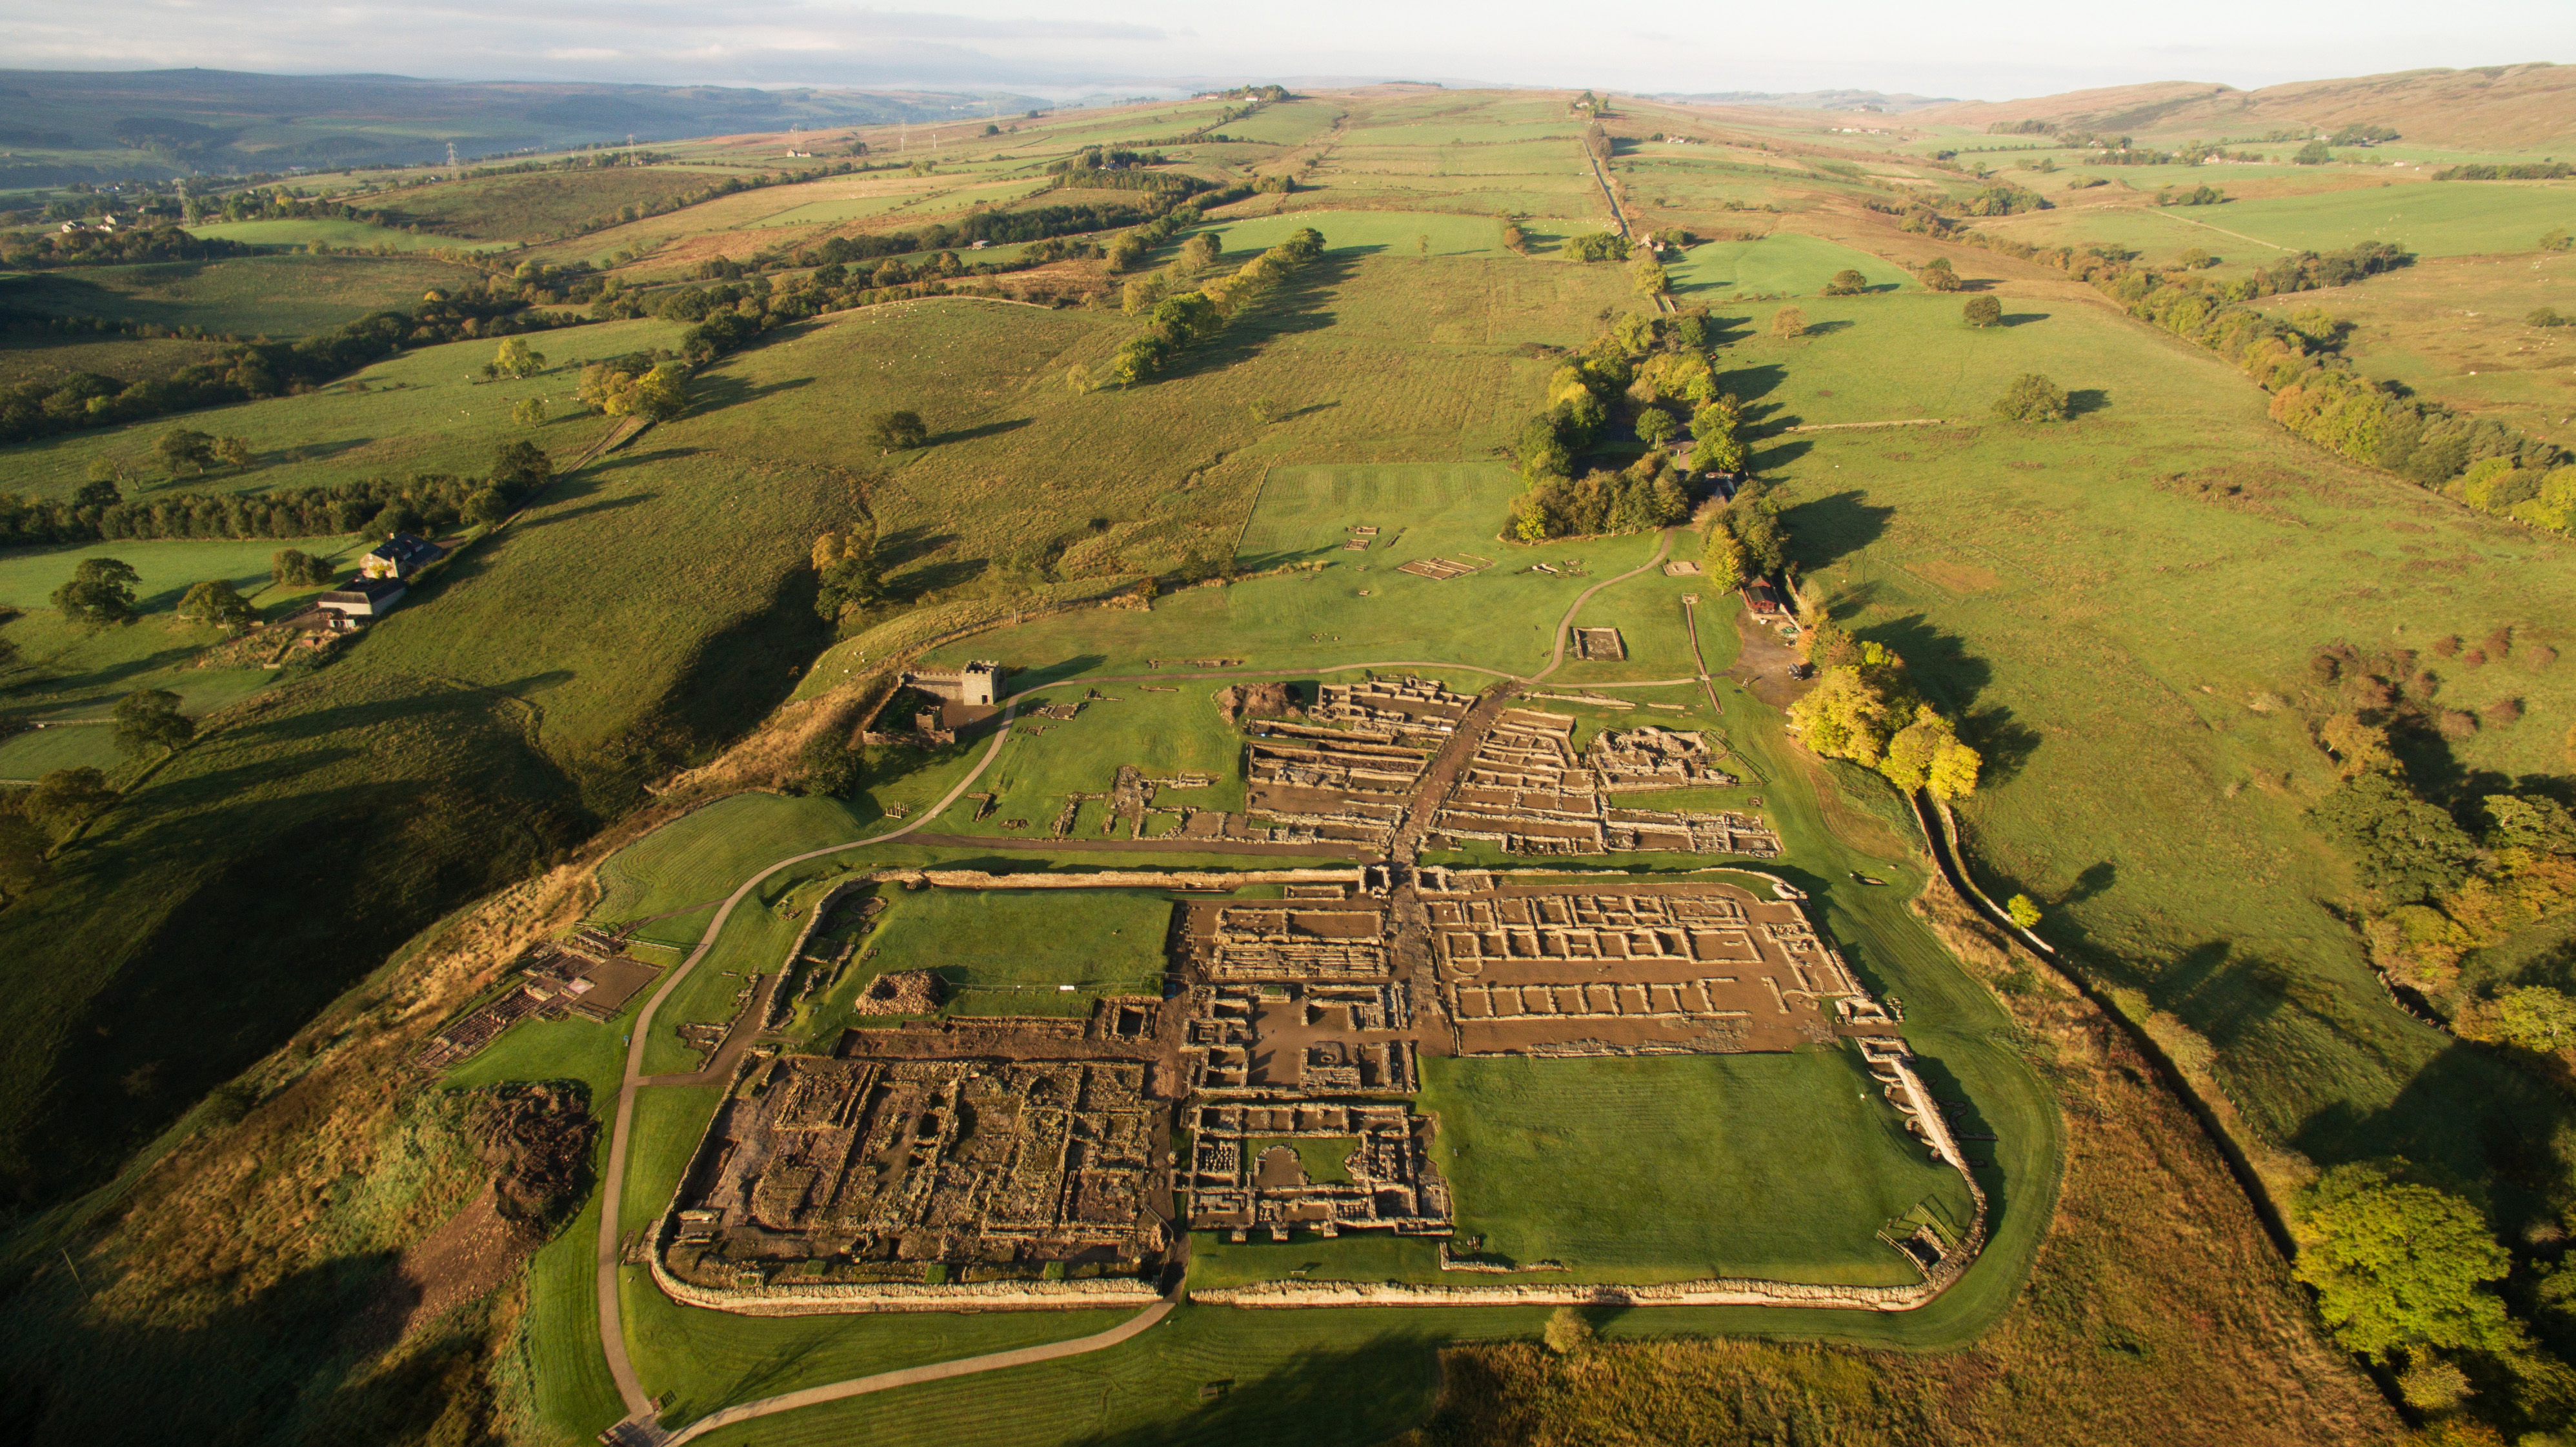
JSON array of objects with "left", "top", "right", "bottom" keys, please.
[
  {"left": 360, "top": 532, "right": 447, "bottom": 580},
  {"left": 317, "top": 577, "right": 407, "bottom": 618}
]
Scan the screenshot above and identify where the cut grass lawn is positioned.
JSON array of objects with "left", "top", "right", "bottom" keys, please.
[{"left": 1421, "top": 1049, "right": 1973, "bottom": 1286}]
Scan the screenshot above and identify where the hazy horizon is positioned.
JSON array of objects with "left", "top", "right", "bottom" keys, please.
[{"left": 1, "top": 0, "right": 2568, "bottom": 106}]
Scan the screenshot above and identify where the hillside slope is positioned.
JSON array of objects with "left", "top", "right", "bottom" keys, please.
[{"left": 1916, "top": 63, "right": 2576, "bottom": 149}]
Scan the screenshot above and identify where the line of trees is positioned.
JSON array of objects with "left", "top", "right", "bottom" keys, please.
[
  {"left": 0, "top": 225, "right": 260, "bottom": 269},
  {"left": 0, "top": 441, "right": 554, "bottom": 548},
  {"left": 1107, "top": 227, "right": 1325, "bottom": 385}
]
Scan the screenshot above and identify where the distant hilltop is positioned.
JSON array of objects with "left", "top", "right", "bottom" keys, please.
[{"left": 1647, "top": 90, "right": 1957, "bottom": 114}]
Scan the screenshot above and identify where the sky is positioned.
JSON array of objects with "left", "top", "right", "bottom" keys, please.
[{"left": 1, "top": 0, "right": 2570, "bottom": 101}]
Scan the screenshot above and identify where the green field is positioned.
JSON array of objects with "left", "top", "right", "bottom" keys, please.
[
  {"left": 1974, "top": 178, "right": 2576, "bottom": 263},
  {"left": 1422, "top": 1049, "right": 1974, "bottom": 1284},
  {"left": 1665, "top": 233, "right": 1920, "bottom": 299},
  {"left": 3, "top": 253, "right": 482, "bottom": 338},
  {"left": 1753, "top": 292, "right": 2576, "bottom": 1206},
  {"left": 918, "top": 684, "right": 1254, "bottom": 840},
  {"left": 0, "top": 317, "right": 683, "bottom": 501}
]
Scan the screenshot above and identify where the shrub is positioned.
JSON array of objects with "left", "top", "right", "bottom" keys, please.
[
  {"left": 1962, "top": 296, "right": 2002, "bottom": 327},
  {"left": 1994, "top": 372, "right": 2069, "bottom": 423}
]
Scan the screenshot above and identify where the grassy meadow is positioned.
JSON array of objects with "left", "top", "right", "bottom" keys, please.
[
  {"left": 1753, "top": 281, "right": 2576, "bottom": 1213},
  {"left": 0, "top": 317, "right": 685, "bottom": 501},
  {"left": 2, "top": 253, "right": 482, "bottom": 338}
]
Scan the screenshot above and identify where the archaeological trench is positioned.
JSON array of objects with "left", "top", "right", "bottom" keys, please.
[{"left": 447, "top": 678, "right": 1989, "bottom": 1315}]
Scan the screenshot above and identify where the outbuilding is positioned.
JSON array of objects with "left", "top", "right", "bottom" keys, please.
[{"left": 317, "top": 576, "right": 408, "bottom": 618}]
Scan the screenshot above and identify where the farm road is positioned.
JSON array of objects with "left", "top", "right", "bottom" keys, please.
[{"left": 590, "top": 525, "right": 1683, "bottom": 1440}]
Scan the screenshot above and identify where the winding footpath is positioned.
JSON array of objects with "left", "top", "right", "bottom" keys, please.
[{"left": 592, "top": 527, "right": 1679, "bottom": 1442}]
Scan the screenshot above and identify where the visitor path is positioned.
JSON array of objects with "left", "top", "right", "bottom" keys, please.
[{"left": 593, "top": 528, "right": 1679, "bottom": 1442}]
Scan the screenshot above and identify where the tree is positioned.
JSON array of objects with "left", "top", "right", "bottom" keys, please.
[
  {"left": 2006, "top": 893, "right": 2042, "bottom": 931},
  {"left": 1994, "top": 372, "right": 2069, "bottom": 423},
  {"left": 370, "top": 501, "right": 425, "bottom": 538},
  {"left": 1542, "top": 1306, "right": 1594, "bottom": 1356},
  {"left": 626, "top": 362, "right": 689, "bottom": 421},
  {"left": 154, "top": 427, "right": 216, "bottom": 476},
  {"left": 2495, "top": 986, "right": 2576, "bottom": 1053},
  {"left": 213, "top": 436, "right": 255, "bottom": 469},
  {"left": 23, "top": 767, "right": 118, "bottom": 840},
  {"left": 814, "top": 524, "right": 884, "bottom": 623},
  {"left": 2311, "top": 773, "right": 2480, "bottom": 904},
  {"left": 270, "top": 549, "right": 334, "bottom": 587},
  {"left": 2295, "top": 1160, "right": 2519, "bottom": 1362},
  {"left": 1770, "top": 306, "right": 1808, "bottom": 341},
  {"left": 1633, "top": 407, "right": 1678, "bottom": 447},
  {"left": 1918, "top": 258, "right": 1961, "bottom": 292},
  {"left": 1962, "top": 295, "right": 2003, "bottom": 328},
  {"left": 1631, "top": 259, "right": 1668, "bottom": 295},
  {"left": 1151, "top": 292, "right": 1223, "bottom": 345},
  {"left": 176, "top": 579, "right": 256, "bottom": 632},
  {"left": 488, "top": 336, "right": 547, "bottom": 379},
  {"left": 72, "top": 476, "right": 121, "bottom": 511},
  {"left": 112, "top": 689, "right": 193, "bottom": 758},
  {"left": 512, "top": 396, "right": 548, "bottom": 427},
  {"left": 1927, "top": 739, "right": 1983, "bottom": 800},
  {"left": 1822, "top": 268, "right": 1868, "bottom": 296},
  {"left": 865, "top": 410, "right": 929, "bottom": 453},
  {"left": 490, "top": 440, "right": 554, "bottom": 498},
  {"left": 52, "top": 557, "right": 139, "bottom": 627},
  {"left": 465, "top": 488, "right": 510, "bottom": 526},
  {"left": 1700, "top": 525, "right": 1746, "bottom": 591},
  {"left": 2293, "top": 139, "right": 2335, "bottom": 165},
  {"left": 1112, "top": 334, "right": 1169, "bottom": 386}
]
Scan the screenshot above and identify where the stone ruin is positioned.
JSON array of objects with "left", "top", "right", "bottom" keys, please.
[
  {"left": 1309, "top": 677, "right": 1471, "bottom": 740},
  {"left": 1179, "top": 981, "right": 1416, "bottom": 1095},
  {"left": 1183, "top": 898, "right": 1393, "bottom": 982},
  {"left": 1433, "top": 708, "right": 1782, "bottom": 858},
  {"left": 1572, "top": 626, "right": 1625, "bottom": 662},
  {"left": 664, "top": 1055, "right": 1167, "bottom": 1290},
  {"left": 1187, "top": 1100, "right": 1453, "bottom": 1241},
  {"left": 1242, "top": 722, "right": 1429, "bottom": 849},
  {"left": 851, "top": 970, "right": 941, "bottom": 1016},
  {"left": 412, "top": 926, "right": 659, "bottom": 1073},
  {"left": 1420, "top": 871, "right": 1860, "bottom": 1056}
]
